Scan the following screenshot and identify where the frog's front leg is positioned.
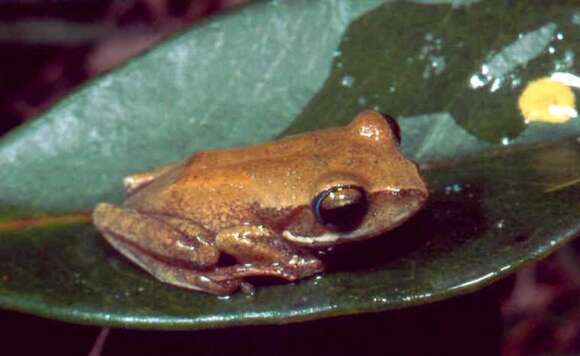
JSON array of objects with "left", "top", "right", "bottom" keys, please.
[
  {"left": 93, "top": 203, "right": 240, "bottom": 294},
  {"left": 211, "top": 226, "right": 323, "bottom": 282}
]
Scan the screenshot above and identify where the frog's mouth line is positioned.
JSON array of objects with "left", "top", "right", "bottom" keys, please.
[{"left": 282, "top": 229, "right": 372, "bottom": 246}]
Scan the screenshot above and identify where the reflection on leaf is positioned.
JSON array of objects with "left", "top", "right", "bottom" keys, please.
[
  {"left": 544, "top": 177, "right": 580, "bottom": 193},
  {"left": 285, "top": 0, "right": 579, "bottom": 144}
]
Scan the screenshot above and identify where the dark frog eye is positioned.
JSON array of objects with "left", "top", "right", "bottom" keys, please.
[
  {"left": 312, "top": 185, "right": 368, "bottom": 232},
  {"left": 378, "top": 112, "right": 401, "bottom": 145}
]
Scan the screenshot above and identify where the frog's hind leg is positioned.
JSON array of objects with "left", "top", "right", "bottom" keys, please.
[
  {"left": 93, "top": 203, "right": 239, "bottom": 294},
  {"left": 102, "top": 231, "right": 240, "bottom": 294}
]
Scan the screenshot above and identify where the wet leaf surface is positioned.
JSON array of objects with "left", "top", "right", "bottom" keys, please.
[
  {"left": 285, "top": 0, "right": 579, "bottom": 145},
  {"left": 0, "top": 0, "right": 579, "bottom": 329},
  {"left": 1, "top": 139, "right": 579, "bottom": 329}
]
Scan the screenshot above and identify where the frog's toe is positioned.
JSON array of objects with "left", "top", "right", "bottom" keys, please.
[{"left": 103, "top": 231, "right": 240, "bottom": 295}]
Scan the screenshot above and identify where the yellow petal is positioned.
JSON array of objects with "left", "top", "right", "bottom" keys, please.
[{"left": 518, "top": 77, "right": 576, "bottom": 123}]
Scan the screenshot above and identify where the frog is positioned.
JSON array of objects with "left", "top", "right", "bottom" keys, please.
[{"left": 93, "top": 111, "right": 428, "bottom": 295}]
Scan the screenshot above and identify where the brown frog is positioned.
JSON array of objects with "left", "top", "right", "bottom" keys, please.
[{"left": 93, "top": 111, "right": 428, "bottom": 294}]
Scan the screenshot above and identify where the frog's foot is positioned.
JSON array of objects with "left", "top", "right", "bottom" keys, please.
[
  {"left": 212, "top": 225, "right": 324, "bottom": 282},
  {"left": 207, "top": 261, "right": 323, "bottom": 284},
  {"left": 103, "top": 231, "right": 240, "bottom": 294}
]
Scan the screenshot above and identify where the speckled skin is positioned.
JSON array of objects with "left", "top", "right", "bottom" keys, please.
[{"left": 93, "top": 111, "right": 428, "bottom": 294}]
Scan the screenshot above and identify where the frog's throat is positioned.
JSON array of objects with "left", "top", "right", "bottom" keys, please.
[{"left": 282, "top": 228, "right": 372, "bottom": 246}]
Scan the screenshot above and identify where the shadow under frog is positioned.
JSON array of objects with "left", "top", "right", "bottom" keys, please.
[{"left": 320, "top": 182, "right": 487, "bottom": 274}]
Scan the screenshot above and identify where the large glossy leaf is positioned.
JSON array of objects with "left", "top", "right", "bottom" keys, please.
[{"left": 0, "top": 0, "right": 579, "bottom": 329}]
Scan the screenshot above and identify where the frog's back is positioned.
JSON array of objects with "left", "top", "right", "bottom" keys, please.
[
  {"left": 182, "top": 127, "right": 338, "bottom": 170},
  {"left": 122, "top": 111, "right": 414, "bottom": 233},
  {"left": 123, "top": 131, "right": 341, "bottom": 232}
]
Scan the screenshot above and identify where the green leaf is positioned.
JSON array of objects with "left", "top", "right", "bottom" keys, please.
[
  {"left": 0, "top": 0, "right": 579, "bottom": 329},
  {"left": 0, "top": 0, "right": 381, "bottom": 213},
  {"left": 284, "top": 0, "right": 580, "bottom": 145}
]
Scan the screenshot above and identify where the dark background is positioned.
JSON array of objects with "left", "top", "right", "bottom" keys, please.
[{"left": 0, "top": 1, "right": 578, "bottom": 355}]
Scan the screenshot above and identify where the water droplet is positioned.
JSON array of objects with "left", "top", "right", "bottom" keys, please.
[
  {"left": 469, "top": 74, "right": 486, "bottom": 89},
  {"left": 554, "top": 49, "right": 575, "bottom": 71},
  {"left": 199, "top": 276, "right": 212, "bottom": 283},
  {"left": 357, "top": 96, "right": 368, "bottom": 106},
  {"left": 573, "top": 12, "right": 580, "bottom": 25},
  {"left": 444, "top": 184, "right": 463, "bottom": 194},
  {"left": 501, "top": 137, "right": 510, "bottom": 145},
  {"left": 552, "top": 72, "right": 580, "bottom": 87},
  {"left": 481, "top": 64, "right": 490, "bottom": 76},
  {"left": 490, "top": 78, "right": 502, "bottom": 92},
  {"left": 510, "top": 75, "right": 522, "bottom": 89},
  {"left": 340, "top": 75, "right": 354, "bottom": 87},
  {"left": 548, "top": 46, "right": 556, "bottom": 54},
  {"left": 556, "top": 32, "right": 564, "bottom": 40},
  {"left": 496, "top": 220, "right": 505, "bottom": 229}
]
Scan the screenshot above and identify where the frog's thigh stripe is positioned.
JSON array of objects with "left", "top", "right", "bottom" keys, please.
[{"left": 93, "top": 202, "right": 218, "bottom": 267}]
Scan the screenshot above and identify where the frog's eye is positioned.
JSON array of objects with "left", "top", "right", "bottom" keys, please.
[
  {"left": 312, "top": 185, "right": 368, "bottom": 232},
  {"left": 378, "top": 112, "right": 401, "bottom": 145}
]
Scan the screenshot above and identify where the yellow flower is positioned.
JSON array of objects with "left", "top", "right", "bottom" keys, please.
[{"left": 518, "top": 76, "right": 577, "bottom": 123}]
